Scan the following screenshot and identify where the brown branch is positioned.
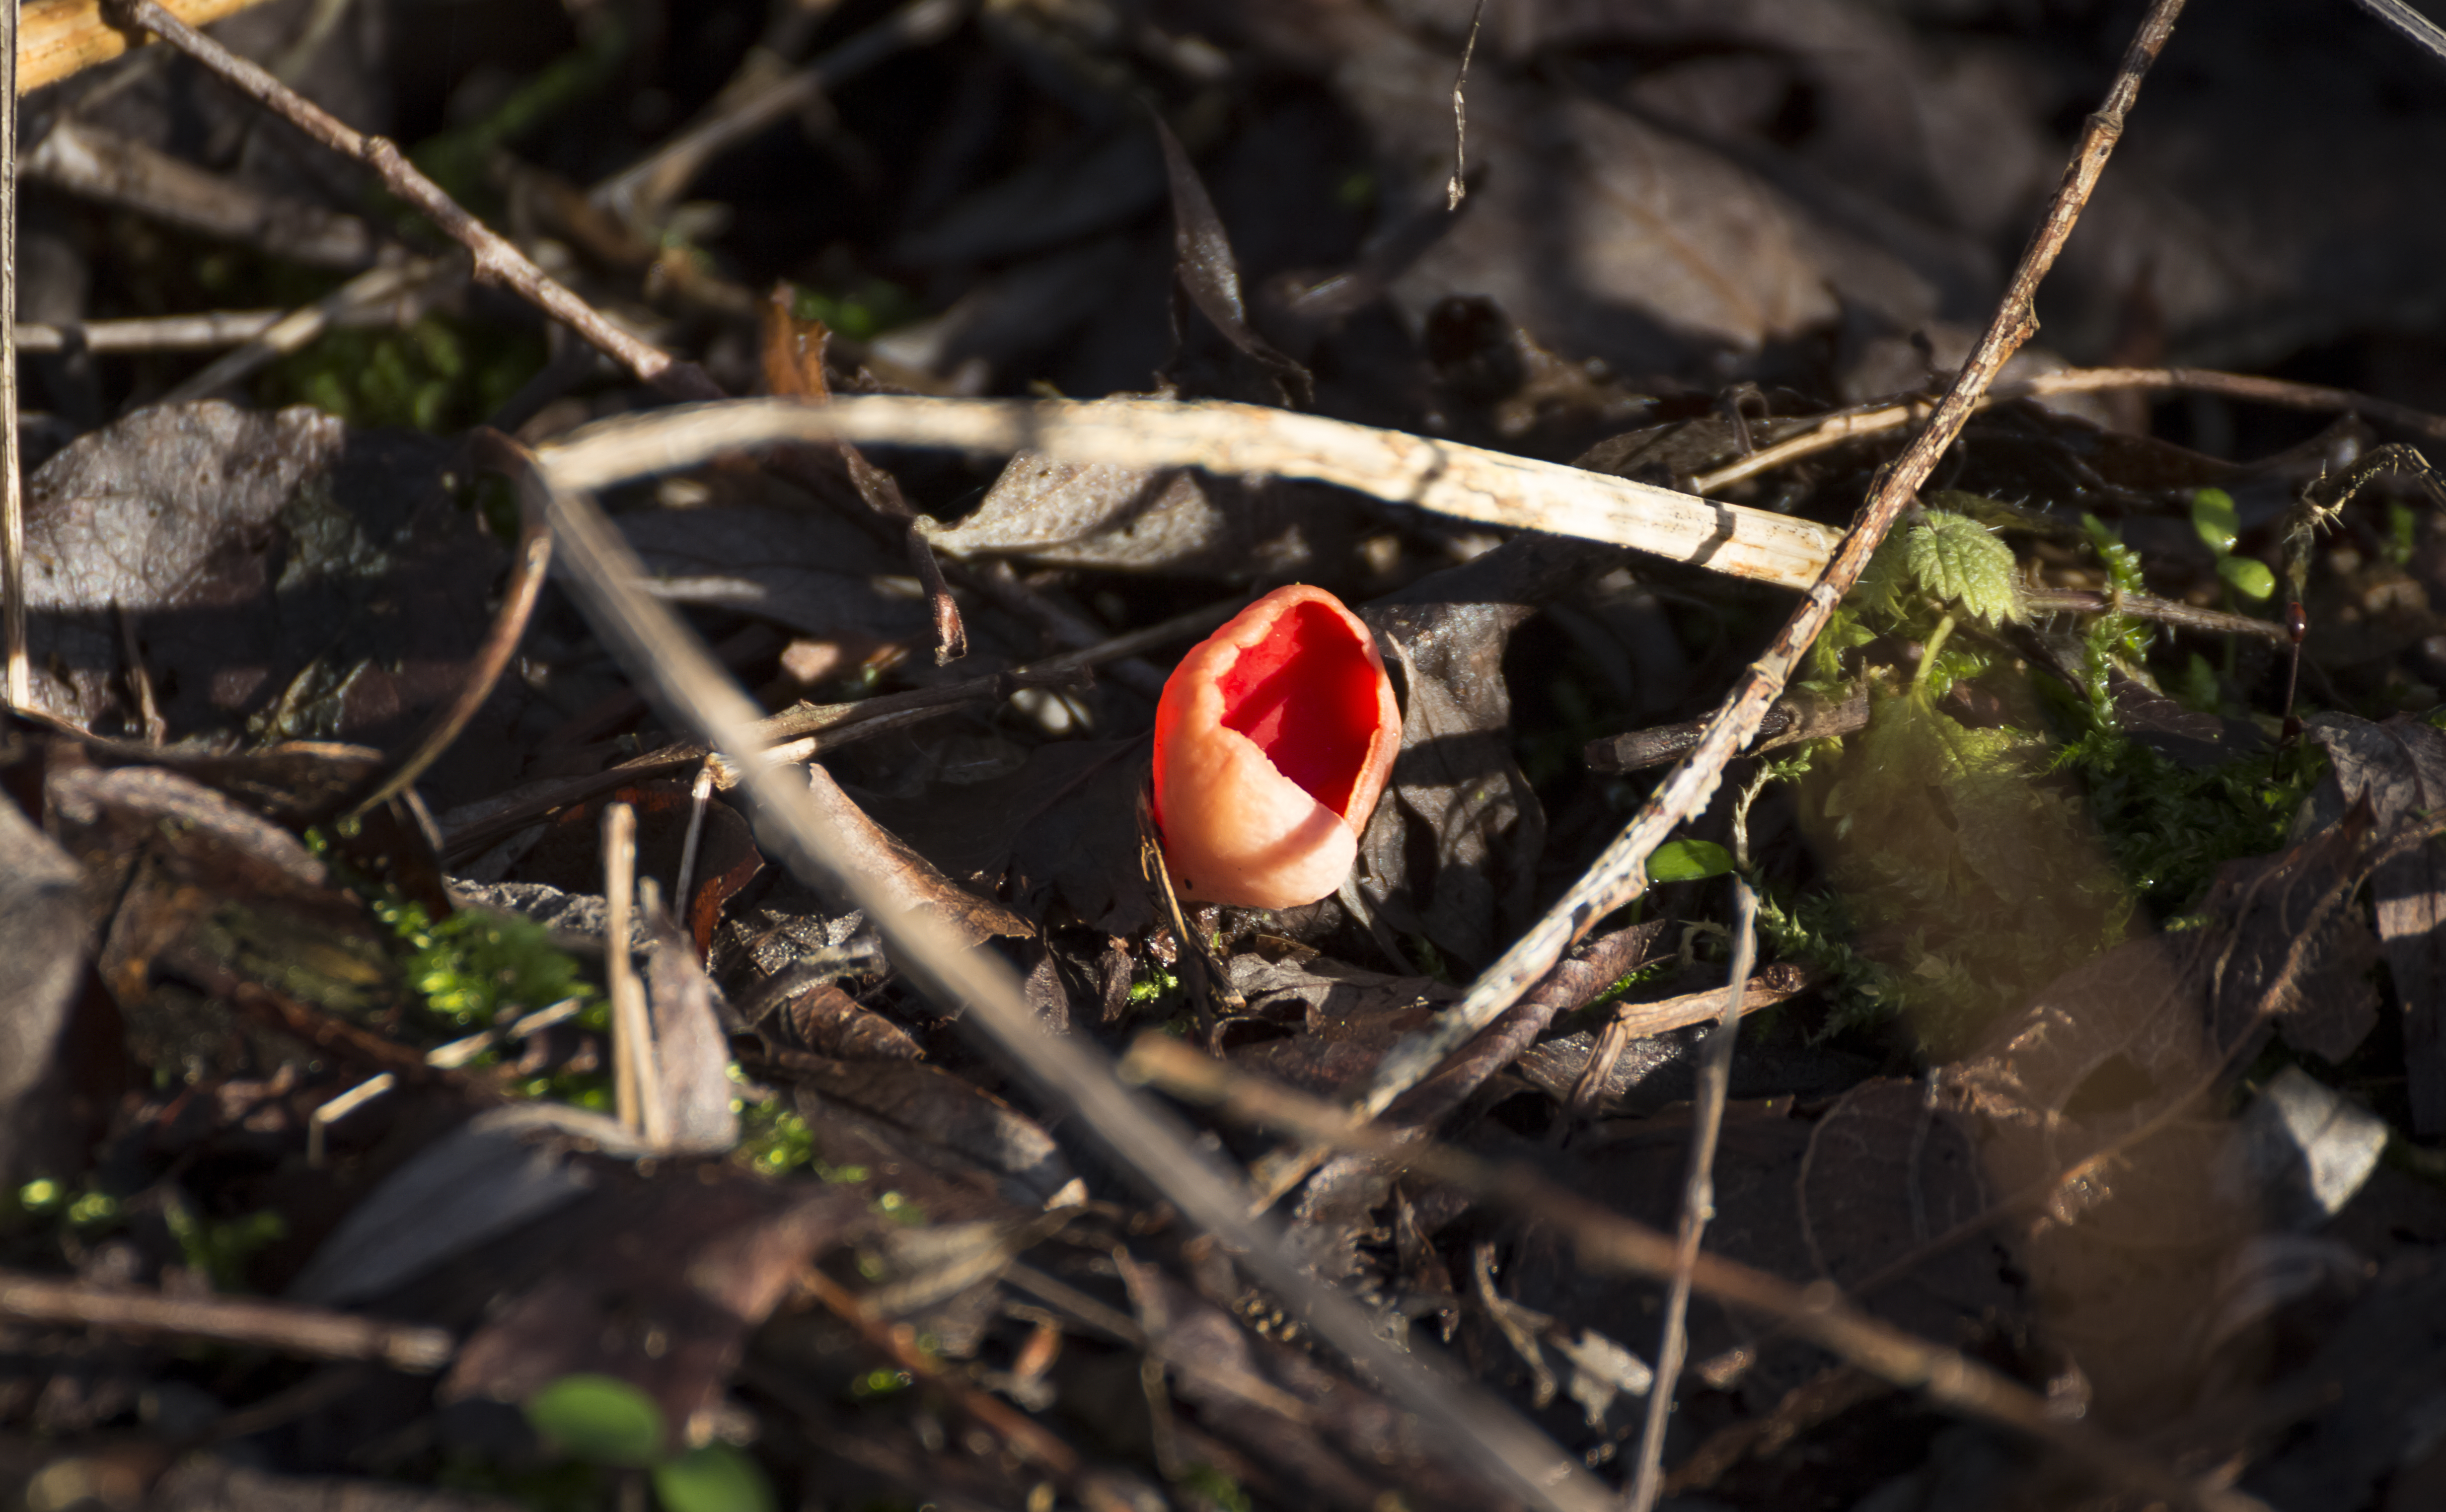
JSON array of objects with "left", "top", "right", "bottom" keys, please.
[
  {"left": 1627, "top": 880, "right": 1759, "bottom": 1512},
  {"left": 798, "top": 1267, "right": 1082, "bottom": 1478},
  {"left": 1120, "top": 1035, "right": 2265, "bottom": 1512},
  {"left": 2, "top": 0, "right": 23, "bottom": 714},
  {"left": 104, "top": 0, "right": 719, "bottom": 401},
  {"left": 0, "top": 1267, "right": 453, "bottom": 1370},
  {"left": 1351, "top": 0, "right": 2194, "bottom": 1119}
]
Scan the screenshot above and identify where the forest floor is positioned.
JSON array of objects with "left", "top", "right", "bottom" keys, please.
[{"left": 9, "top": 2, "right": 2446, "bottom": 1510}]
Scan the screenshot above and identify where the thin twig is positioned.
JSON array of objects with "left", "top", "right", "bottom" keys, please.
[
  {"left": 1445, "top": 0, "right": 1484, "bottom": 211},
  {"left": 431, "top": 594, "right": 1240, "bottom": 861},
  {"left": 337, "top": 430, "right": 554, "bottom": 818},
  {"left": 1119, "top": 1036, "right": 2267, "bottom": 1512},
  {"left": 798, "top": 1266, "right": 1081, "bottom": 1477},
  {"left": 1688, "top": 363, "right": 2446, "bottom": 495},
  {"left": 602, "top": 801, "right": 655, "bottom": 1142},
  {"left": 2345, "top": 0, "right": 2446, "bottom": 72},
  {"left": 0, "top": 1267, "right": 452, "bottom": 1370},
  {"left": 1350, "top": 0, "right": 2192, "bottom": 1119},
  {"left": 537, "top": 396, "right": 1844, "bottom": 591},
  {"left": 1626, "top": 879, "right": 1757, "bottom": 1512},
  {"left": 161, "top": 256, "right": 442, "bottom": 404},
  {"left": 23, "top": 119, "right": 381, "bottom": 269},
  {"left": 1, "top": 0, "right": 23, "bottom": 712},
  {"left": 505, "top": 435, "right": 1615, "bottom": 1512},
  {"left": 16, "top": 309, "right": 283, "bottom": 351},
  {"left": 588, "top": 0, "right": 967, "bottom": 231},
  {"left": 106, "top": 0, "right": 721, "bottom": 400}
]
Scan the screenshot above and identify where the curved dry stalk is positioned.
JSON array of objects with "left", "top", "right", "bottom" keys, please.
[
  {"left": 336, "top": 431, "right": 554, "bottom": 820},
  {"left": 1350, "top": 0, "right": 2193, "bottom": 1120},
  {"left": 536, "top": 395, "right": 1845, "bottom": 590},
  {"left": 503, "top": 437, "right": 1616, "bottom": 1512},
  {"left": 104, "top": 0, "right": 721, "bottom": 401},
  {"left": 1120, "top": 1034, "right": 2268, "bottom": 1512}
]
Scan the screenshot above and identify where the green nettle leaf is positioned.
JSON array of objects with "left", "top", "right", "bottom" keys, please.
[
  {"left": 526, "top": 1374, "right": 667, "bottom": 1467},
  {"left": 1649, "top": 838, "right": 1734, "bottom": 884},
  {"left": 2192, "top": 487, "right": 2240, "bottom": 555},
  {"left": 1903, "top": 511, "right": 2022, "bottom": 626},
  {"left": 653, "top": 1444, "right": 779, "bottom": 1512},
  {"left": 2217, "top": 555, "right": 2276, "bottom": 601}
]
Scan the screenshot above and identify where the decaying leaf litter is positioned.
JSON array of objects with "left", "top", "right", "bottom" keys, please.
[{"left": 12, "top": 1, "right": 2446, "bottom": 1509}]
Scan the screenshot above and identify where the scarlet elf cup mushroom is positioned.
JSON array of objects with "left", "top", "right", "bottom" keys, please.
[{"left": 1151, "top": 584, "right": 1403, "bottom": 910}]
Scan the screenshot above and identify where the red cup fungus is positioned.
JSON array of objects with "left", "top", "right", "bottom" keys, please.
[{"left": 1151, "top": 584, "right": 1402, "bottom": 910}]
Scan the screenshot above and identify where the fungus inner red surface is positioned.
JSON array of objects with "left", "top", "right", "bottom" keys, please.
[{"left": 1216, "top": 600, "right": 1382, "bottom": 817}]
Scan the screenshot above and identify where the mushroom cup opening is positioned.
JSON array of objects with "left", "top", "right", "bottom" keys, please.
[{"left": 1215, "top": 599, "right": 1386, "bottom": 821}]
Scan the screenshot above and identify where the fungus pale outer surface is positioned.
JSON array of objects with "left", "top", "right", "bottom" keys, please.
[{"left": 1152, "top": 584, "right": 1402, "bottom": 909}]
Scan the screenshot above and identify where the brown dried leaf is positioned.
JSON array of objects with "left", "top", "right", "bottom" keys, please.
[
  {"left": 922, "top": 451, "right": 1351, "bottom": 577},
  {"left": 856, "top": 739, "right": 1151, "bottom": 936},
  {"left": 23, "top": 404, "right": 514, "bottom": 800},
  {"left": 0, "top": 780, "right": 99, "bottom": 1188},
  {"left": 641, "top": 904, "right": 741, "bottom": 1156},
  {"left": 760, "top": 286, "right": 832, "bottom": 399},
  {"left": 1151, "top": 115, "right": 1313, "bottom": 404},
  {"left": 1796, "top": 1078, "right": 2007, "bottom": 1347},
  {"left": 46, "top": 750, "right": 405, "bottom": 1073},
  {"left": 804, "top": 763, "right": 1033, "bottom": 946},
  {"left": 1119, "top": 1256, "right": 1490, "bottom": 1512},
  {"left": 741, "top": 977, "right": 921, "bottom": 1063},
  {"left": 2302, "top": 712, "right": 2446, "bottom": 1134},
  {"left": 1348, "top": 535, "right": 1606, "bottom": 966},
  {"left": 440, "top": 1162, "right": 872, "bottom": 1448},
  {"left": 620, "top": 503, "right": 929, "bottom": 644},
  {"left": 762, "top": 1046, "right": 1077, "bottom": 1211}
]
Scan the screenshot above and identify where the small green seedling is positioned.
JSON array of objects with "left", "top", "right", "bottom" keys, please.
[
  {"left": 1647, "top": 838, "right": 1733, "bottom": 884},
  {"left": 524, "top": 1374, "right": 777, "bottom": 1512},
  {"left": 2191, "top": 488, "right": 2276, "bottom": 602}
]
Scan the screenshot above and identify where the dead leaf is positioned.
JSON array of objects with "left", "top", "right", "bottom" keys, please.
[
  {"left": 2301, "top": 712, "right": 2446, "bottom": 1134},
  {"left": 739, "top": 975, "right": 921, "bottom": 1063},
  {"left": 1118, "top": 1256, "right": 1492, "bottom": 1512},
  {"left": 923, "top": 449, "right": 1352, "bottom": 577},
  {"left": 45, "top": 748, "right": 406, "bottom": 1075},
  {"left": 1350, "top": 534, "right": 1602, "bottom": 967},
  {"left": 23, "top": 403, "right": 516, "bottom": 804},
  {"left": 641, "top": 902, "right": 741, "bottom": 1156},
  {"left": 1796, "top": 1078, "right": 2002, "bottom": 1349},
  {"left": 1151, "top": 114, "right": 1312, "bottom": 405},
  {"left": 440, "top": 1161, "right": 873, "bottom": 1450},
  {"left": 1936, "top": 808, "right": 2387, "bottom": 1424},
  {"left": 773, "top": 1051, "right": 1077, "bottom": 1210},
  {"left": 0, "top": 778, "right": 103, "bottom": 1188},
  {"left": 620, "top": 502, "right": 930, "bottom": 645},
  {"left": 855, "top": 739, "right": 1151, "bottom": 936},
  {"left": 289, "top": 1103, "right": 654, "bottom": 1307}
]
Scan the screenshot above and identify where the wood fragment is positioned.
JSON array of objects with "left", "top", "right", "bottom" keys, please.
[
  {"left": 0, "top": 1267, "right": 453, "bottom": 1370},
  {"left": 18, "top": 0, "right": 268, "bottom": 94}
]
